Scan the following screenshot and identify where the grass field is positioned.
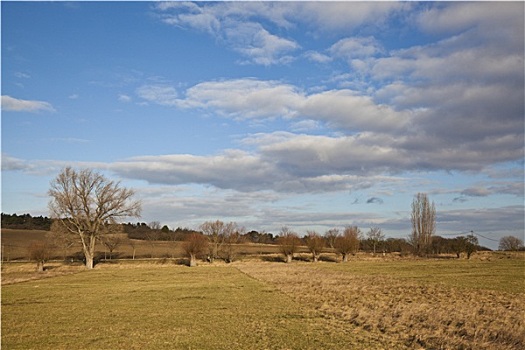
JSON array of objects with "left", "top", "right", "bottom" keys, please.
[
  {"left": 238, "top": 258, "right": 525, "bottom": 350},
  {"left": 1, "top": 262, "right": 392, "bottom": 350},
  {"left": 2, "top": 256, "right": 524, "bottom": 350}
]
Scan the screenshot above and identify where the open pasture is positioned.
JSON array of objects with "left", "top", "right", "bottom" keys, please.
[
  {"left": 1, "top": 262, "right": 390, "bottom": 350},
  {"left": 2, "top": 257, "right": 524, "bottom": 349}
]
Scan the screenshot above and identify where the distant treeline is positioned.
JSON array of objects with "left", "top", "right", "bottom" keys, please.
[
  {"left": 123, "top": 223, "right": 200, "bottom": 241},
  {"left": 123, "top": 222, "right": 276, "bottom": 244},
  {"left": 2, "top": 213, "right": 490, "bottom": 253},
  {"left": 1, "top": 213, "right": 52, "bottom": 230}
]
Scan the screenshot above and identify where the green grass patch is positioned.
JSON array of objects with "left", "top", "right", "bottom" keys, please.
[{"left": 2, "top": 264, "right": 381, "bottom": 350}]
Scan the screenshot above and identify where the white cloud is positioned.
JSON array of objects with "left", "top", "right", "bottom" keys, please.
[
  {"left": 155, "top": 2, "right": 300, "bottom": 66},
  {"left": 180, "top": 79, "right": 303, "bottom": 119},
  {"left": 293, "top": 2, "right": 404, "bottom": 31},
  {"left": 135, "top": 85, "right": 178, "bottom": 106},
  {"left": 329, "top": 37, "right": 383, "bottom": 59},
  {"left": 290, "top": 119, "right": 322, "bottom": 132},
  {"left": 304, "top": 51, "right": 332, "bottom": 64},
  {"left": 146, "top": 78, "right": 411, "bottom": 133},
  {"left": 225, "top": 23, "right": 299, "bottom": 66},
  {"left": 300, "top": 89, "right": 410, "bottom": 132},
  {"left": 118, "top": 94, "right": 132, "bottom": 103},
  {"left": 111, "top": 150, "right": 279, "bottom": 192},
  {"left": 1, "top": 154, "right": 28, "bottom": 171},
  {"left": 1, "top": 95, "right": 55, "bottom": 113},
  {"left": 14, "top": 72, "right": 30, "bottom": 79},
  {"left": 417, "top": 2, "right": 523, "bottom": 41}
]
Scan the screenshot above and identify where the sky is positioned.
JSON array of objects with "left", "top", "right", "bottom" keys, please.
[{"left": 1, "top": 1, "right": 524, "bottom": 249}]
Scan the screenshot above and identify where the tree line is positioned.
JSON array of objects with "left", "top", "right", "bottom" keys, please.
[
  {"left": 1, "top": 213, "right": 52, "bottom": 230},
  {"left": 7, "top": 167, "right": 524, "bottom": 271}
]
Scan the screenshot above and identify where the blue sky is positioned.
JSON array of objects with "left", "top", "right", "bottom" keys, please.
[{"left": 2, "top": 1, "right": 524, "bottom": 249}]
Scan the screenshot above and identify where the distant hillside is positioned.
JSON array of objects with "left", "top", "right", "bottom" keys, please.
[{"left": 1, "top": 213, "right": 52, "bottom": 230}]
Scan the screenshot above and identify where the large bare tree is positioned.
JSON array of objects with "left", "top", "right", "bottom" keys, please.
[
  {"left": 410, "top": 193, "right": 436, "bottom": 257},
  {"left": 48, "top": 167, "right": 141, "bottom": 269}
]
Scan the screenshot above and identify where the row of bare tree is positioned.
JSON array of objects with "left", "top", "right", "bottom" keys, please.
[{"left": 41, "top": 167, "right": 521, "bottom": 272}]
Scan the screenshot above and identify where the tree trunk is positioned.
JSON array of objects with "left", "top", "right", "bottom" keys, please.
[
  {"left": 312, "top": 254, "right": 318, "bottom": 263},
  {"left": 85, "top": 253, "right": 94, "bottom": 269},
  {"left": 36, "top": 261, "right": 44, "bottom": 272},
  {"left": 285, "top": 253, "right": 293, "bottom": 263},
  {"left": 189, "top": 254, "right": 197, "bottom": 267},
  {"left": 342, "top": 253, "right": 348, "bottom": 263}
]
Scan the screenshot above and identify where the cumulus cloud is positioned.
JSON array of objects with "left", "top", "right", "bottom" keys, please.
[
  {"left": 109, "top": 148, "right": 402, "bottom": 194},
  {"left": 293, "top": 2, "right": 404, "bottom": 31},
  {"left": 141, "top": 78, "right": 411, "bottom": 133},
  {"left": 180, "top": 79, "right": 303, "bottom": 119},
  {"left": 1, "top": 95, "right": 55, "bottom": 112}
]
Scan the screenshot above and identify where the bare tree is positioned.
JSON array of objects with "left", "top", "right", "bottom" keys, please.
[
  {"left": 335, "top": 226, "right": 360, "bottom": 262},
  {"left": 367, "top": 227, "right": 385, "bottom": 256},
  {"left": 410, "top": 193, "right": 436, "bottom": 257},
  {"left": 465, "top": 233, "right": 479, "bottom": 259},
  {"left": 305, "top": 230, "right": 324, "bottom": 262},
  {"left": 200, "top": 220, "right": 237, "bottom": 263},
  {"left": 28, "top": 242, "right": 51, "bottom": 272},
  {"left": 221, "top": 225, "right": 244, "bottom": 263},
  {"left": 48, "top": 167, "right": 141, "bottom": 269},
  {"left": 499, "top": 235, "right": 524, "bottom": 251},
  {"left": 183, "top": 233, "right": 208, "bottom": 267},
  {"left": 101, "top": 232, "right": 122, "bottom": 260},
  {"left": 324, "top": 228, "right": 339, "bottom": 249},
  {"left": 277, "top": 227, "right": 300, "bottom": 263}
]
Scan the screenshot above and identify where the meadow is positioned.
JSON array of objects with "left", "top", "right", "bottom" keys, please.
[{"left": 2, "top": 255, "right": 524, "bottom": 350}]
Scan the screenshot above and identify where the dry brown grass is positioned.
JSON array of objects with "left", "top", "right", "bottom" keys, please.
[
  {"left": 237, "top": 261, "right": 525, "bottom": 350},
  {"left": 1, "top": 229, "right": 285, "bottom": 261},
  {"left": 1, "top": 261, "right": 85, "bottom": 285}
]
